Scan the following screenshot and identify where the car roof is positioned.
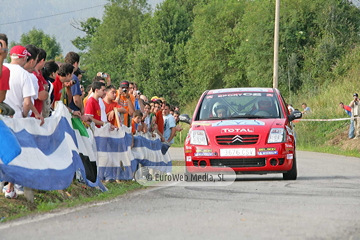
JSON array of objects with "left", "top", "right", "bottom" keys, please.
[{"left": 207, "top": 87, "right": 276, "bottom": 95}]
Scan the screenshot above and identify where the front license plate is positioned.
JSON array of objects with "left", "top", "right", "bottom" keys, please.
[{"left": 220, "top": 148, "right": 256, "bottom": 157}]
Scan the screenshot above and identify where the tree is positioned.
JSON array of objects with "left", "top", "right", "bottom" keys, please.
[
  {"left": 82, "top": 0, "right": 151, "bottom": 83},
  {"left": 71, "top": 17, "right": 101, "bottom": 51},
  {"left": 127, "top": 0, "right": 195, "bottom": 105},
  {"left": 184, "top": 0, "right": 248, "bottom": 103},
  {"left": 15, "top": 28, "right": 62, "bottom": 60}
]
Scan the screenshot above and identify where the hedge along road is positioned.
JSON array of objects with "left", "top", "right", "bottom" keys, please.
[{"left": 0, "top": 149, "right": 359, "bottom": 240}]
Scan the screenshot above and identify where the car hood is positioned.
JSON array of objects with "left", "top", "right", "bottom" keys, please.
[{"left": 191, "top": 119, "right": 287, "bottom": 135}]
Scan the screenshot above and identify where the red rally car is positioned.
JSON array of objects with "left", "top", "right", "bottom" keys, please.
[{"left": 182, "top": 88, "right": 302, "bottom": 180}]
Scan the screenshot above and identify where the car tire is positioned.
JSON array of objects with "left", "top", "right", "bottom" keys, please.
[
  {"left": 184, "top": 168, "right": 202, "bottom": 182},
  {"left": 283, "top": 157, "right": 297, "bottom": 180}
]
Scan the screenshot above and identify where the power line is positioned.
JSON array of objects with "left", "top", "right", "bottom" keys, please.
[{"left": 0, "top": 4, "right": 105, "bottom": 26}]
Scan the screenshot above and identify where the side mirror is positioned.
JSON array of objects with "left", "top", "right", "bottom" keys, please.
[
  {"left": 288, "top": 110, "right": 302, "bottom": 121},
  {"left": 179, "top": 114, "right": 191, "bottom": 124}
]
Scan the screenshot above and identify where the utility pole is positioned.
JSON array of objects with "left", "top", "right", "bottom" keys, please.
[{"left": 273, "top": 0, "right": 280, "bottom": 89}]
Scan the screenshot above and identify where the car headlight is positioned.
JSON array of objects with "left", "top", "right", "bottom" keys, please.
[
  {"left": 190, "top": 130, "right": 208, "bottom": 145},
  {"left": 267, "top": 128, "right": 285, "bottom": 143}
]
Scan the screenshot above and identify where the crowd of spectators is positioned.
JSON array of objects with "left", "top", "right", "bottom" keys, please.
[{"left": 0, "top": 33, "right": 183, "bottom": 199}]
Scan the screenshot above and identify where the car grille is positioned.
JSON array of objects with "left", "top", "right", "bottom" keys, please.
[
  {"left": 216, "top": 135, "right": 259, "bottom": 145},
  {"left": 210, "top": 158, "right": 266, "bottom": 167}
]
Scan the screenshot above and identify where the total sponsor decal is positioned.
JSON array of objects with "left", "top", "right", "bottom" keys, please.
[
  {"left": 213, "top": 120, "right": 265, "bottom": 127},
  {"left": 287, "top": 154, "right": 293, "bottom": 160},
  {"left": 221, "top": 128, "right": 254, "bottom": 133},
  {"left": 186, "top": 156, "right": 192, "bottom": 162}
]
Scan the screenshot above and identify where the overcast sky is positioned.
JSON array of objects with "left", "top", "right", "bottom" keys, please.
[{"left": 0, "top": 0, "right": 164, "bottom": 54}]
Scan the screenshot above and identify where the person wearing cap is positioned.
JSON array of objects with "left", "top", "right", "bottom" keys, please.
[
  {"left": 116, "top": 80, "right": 135, "bottom": 127},
  {"left": 3, "top": 45, "right": 40, "bottom": 119},
  {"left": 2, "top": 45, "right": 43, "bottom": 199},
  {"left": 151, "top": 96, "right": 159, "bottom": 102},
  {"left": 350, "top": 93, "right": 360, "bottom": 139}
]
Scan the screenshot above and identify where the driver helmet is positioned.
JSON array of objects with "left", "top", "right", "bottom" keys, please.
[
  {"left": 214, "top": 104, "right": 228, "bottom": 118},
  {"left": 256, "top": 97, "right": 273, "bottom": 110}
]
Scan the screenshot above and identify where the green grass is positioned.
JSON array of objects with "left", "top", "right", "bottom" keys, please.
[{"left": 0, "top": 181, "right": 144, "bottom": 223}]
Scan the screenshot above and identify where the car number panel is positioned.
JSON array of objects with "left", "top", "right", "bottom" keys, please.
[{"left": 220, "top": 148, "right": 256, "bottom": 157}]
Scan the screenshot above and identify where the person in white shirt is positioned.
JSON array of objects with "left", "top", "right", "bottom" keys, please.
[{"left": 3, "top": 45, "right": 43, "bottom": 199}]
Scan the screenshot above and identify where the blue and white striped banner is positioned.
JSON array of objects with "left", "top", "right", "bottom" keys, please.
[
  {"left": 95, "top": 127, "right": 172, "bottom": 181},
  {"left": 0, "top": 102, "right": 173, "bottom": 190},
  {"left": 0, "top": 103, "right": 105, "bottom": 191}
]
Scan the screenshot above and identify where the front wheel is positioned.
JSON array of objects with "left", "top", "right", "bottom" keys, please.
[{"left": 283, "top": 157, "right": 297, "bottom": 180}]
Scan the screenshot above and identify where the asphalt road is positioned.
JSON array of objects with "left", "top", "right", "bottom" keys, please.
[{"left": 0, "top": 148, "right": 359, "bottom": 240}]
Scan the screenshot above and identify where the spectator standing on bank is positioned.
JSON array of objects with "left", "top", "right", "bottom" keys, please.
[
  {"left": 3, "top": 45, "right": 40, "bottom": 199},
  {"left": 65, "top": 52, "right": 83, "bottom": 114},
  {"left": 31, "top": 48, "right": 48, "bottom": 117},
  {"left": 88, "top": 76, "right": 108, "bottom": 123},
  {"left": 301, "top": 103, "right": 311, "bottom": 114},
  {"left": 131, "top": 109, "right": 147, "bottom": 135},
  {"left": 339, "top": 102, "right": 354, "bottom": 139},
  {"left": 154, "top": 100, "right": 164, "bottom": 136},
  {"left": 0, "top": 33, "right": 14, "bottom": 116},
  {"left": 162, "top": 103, "right": 176, "bottom": 144},
  {"left": 173, "top": 110, "right": 183, "bottom": 132},
  {"left": 349, "top": 93, "right": 360, "bottom": 139},
  {"left": 116, "top": 80, "right": 135, "bottom": 127},
  {"left": 84, "top": 81, "right": 107, "bottom": 128},
  {"left": 103, "top": 85, "right": 127, "bottom": 127},
  {"left": 41, "top": 60, "right": 59, "bottom": 117}
]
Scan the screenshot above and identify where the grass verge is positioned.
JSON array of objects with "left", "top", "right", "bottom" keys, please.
[{"left": 0, "top": 180, "right": 144, "bottom": 223}]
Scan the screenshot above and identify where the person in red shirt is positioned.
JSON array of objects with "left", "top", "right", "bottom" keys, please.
[
  {"left": 32, "top": 48, "right": 48, "bottom": 117},
  {"left": 52, "top": 63, "right": 74, "bottom": 104},
  {"left": 85, "top": 81, "right": 107, "bottom": 128},
  {"left": 0, "top": 34, "right": 9, "bottom": 102},
  {"left": 0, "top": 33, "right": 15, "bottom": 116},
  {"left": 103, "top": 85, "right": 127, "bottom": 128},
  {"left": 154, "top": 100, "right": 164, "bottom": 136}
]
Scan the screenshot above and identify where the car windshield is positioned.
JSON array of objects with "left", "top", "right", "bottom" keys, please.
[{"left": 197, "top": 91, "right": 282, "bottom": 121}]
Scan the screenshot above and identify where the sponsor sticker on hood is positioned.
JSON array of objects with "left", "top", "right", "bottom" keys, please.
[{"left": 212, "top": 120, "right": 265, "bottom": 127}]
